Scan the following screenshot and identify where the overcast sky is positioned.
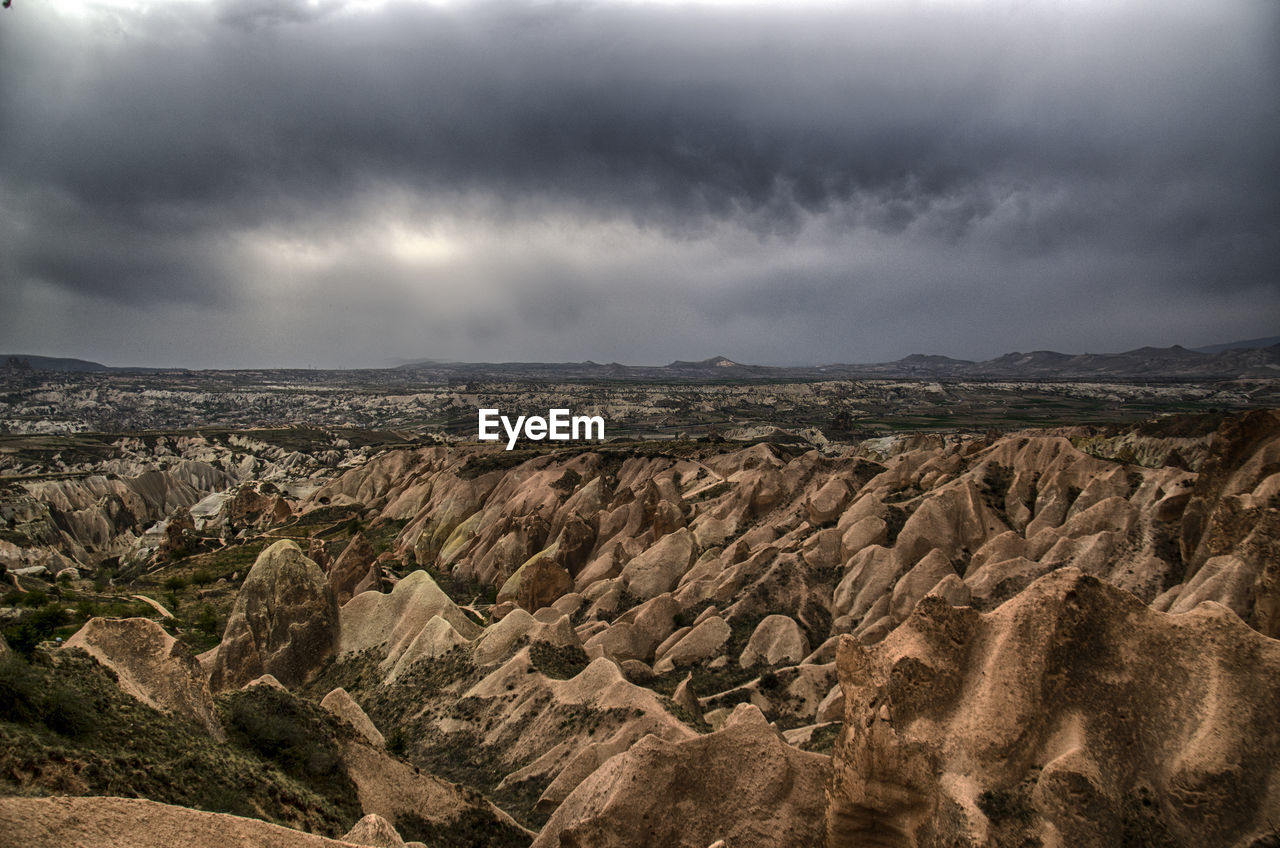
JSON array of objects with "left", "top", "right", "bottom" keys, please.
[{"left": 1, "top": 0, "right": 1277, "bottom": 368}]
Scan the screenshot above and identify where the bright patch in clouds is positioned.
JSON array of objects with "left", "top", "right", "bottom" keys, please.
[{"left": 0, "top": 0, "right": 1276, "bottom": 367}]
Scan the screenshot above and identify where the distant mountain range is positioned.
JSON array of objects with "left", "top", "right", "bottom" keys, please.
[
  {"left": 1193, "top": 335, "right": 1280, "bottom": 354},
  {"left": 7, "top": 337, "right": 1279, "bottom": 382},
  {"left": 389, "top": 341, "right": 1280, "bottom": 382}
]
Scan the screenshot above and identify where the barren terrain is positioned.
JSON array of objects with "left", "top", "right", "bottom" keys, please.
[{"left": 1, "top": 365, "right": 1279, "bottom": 847}]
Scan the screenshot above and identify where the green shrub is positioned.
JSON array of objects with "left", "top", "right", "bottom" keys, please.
[
  {"left": 0, "top": 655, "right": 94, "bottom": 736},
  {"left": 2, "top": 603, "right": 68, "bottom": 657},
  {"left": 219, "top": 685, "right": 348, "bottom": 788},
  {"left": 0, "top": 655, "right": 41, "bottom": 724},
  {"left": 195, "top": 604, "right": 219, "bottom": 636},
  {"left": 529, "top": 641, "right": 590, "bottom": 680},
  {"left": 20, "top": 589, "right": 49, "bottom": 608}
]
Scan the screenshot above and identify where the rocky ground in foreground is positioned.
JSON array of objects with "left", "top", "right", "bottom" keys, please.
[{"left": 2, "top": 410, "right": 1279, "bottom": 847}]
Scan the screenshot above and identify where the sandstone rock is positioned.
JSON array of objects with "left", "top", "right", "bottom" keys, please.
[
  {"left": 583, "top": 621, "right": 644, "bottom": 662},
  {"left": 653, "top": 615, "right": 730, "bottom": 674},
  {"left": 342, "top": 814, "right": 404, "bottom": 848},
  {"left": 338, "top": 569, "right": 480, "bottom": 667},
  {"left": 738, "top": 614, "right": 809, "bottom": 668},
  {"left": 226, "top": 484, "right": 272, "bottom": 528},
  {"left": 827, "top": 568, "right": 1280, "bottom": 847},
  {"left": 473, "top": 608, "right": 580, "bottom": 666},
  {"left": 496, "top": 549, "right": 574, "bottom": 612},
  {"left": 65, "top": 617, "right": 224, "bottom": 740},
  {"left": 207, "top": 540, "right": 338, "bottom": 693},
  {"left": 650, "top": 625, "right": 693, "bottom": 663},
  {"left": 1180, "top": 410, "right": 1280, "bottom": 570},
  {"left": 321, "top": 686, "right": 385, "bottom": 748},
  {"left": 532, "top": 703, "right": 829, "bottom": 848},
  {"left": 672, "top": 672, "right": 703, "bottom": 720},
  {"left": 892, "top": 480, "right": 1008, "bottom": 567},
  {"left": 833, "top": 544, "right": 907, "bottom": 622},
  {"left": 619, "top": 527, "right": 697, "bottom": 600},
  {"left": 964, "top": 555, "right": 1052, "bottom": 608},
  {"left": 806, "top": 477, "right": 850, "bottom": 527},
  {"left": 0, "top": 796, "right": 372, "bottom": 848},
  {"left": 925, "top": 572, "right": 970, "bottom": 608},
  {"left": 329, "top": 532, "right": 377, "bottom": 606},
  {"left": 839, "top": 514, "right": 888, "bottom": 560},
  {"left": 1167, "top": 553, "right": 1256, "bottom": 620},
  {"left": 337, "top": 721, "right": 529, "bottom": 844},
  {"left": 889, "top": 549, "right": 957, "bottom": 623},
  {"left": 245, "top": 672, "right": 287, "bottom": 690},
  {"left": 386, "top": 615, "right": 469, "bottom": 680},
  {"left": 816, "top": 684, "right": 844, "bottom": 723},
  {"left": 1255, "top": 552, "right": 1280, "bottom": 639},
  {"left": 534, "top": 738, "right": 632, "bottom": 815}
]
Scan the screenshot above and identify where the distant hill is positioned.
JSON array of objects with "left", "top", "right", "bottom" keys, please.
[
  {"left": 14, "top": 336, "right": 1280, "bottom": 382},
  {"left": 2, "top": 354, "right": 111, "bottom": 372},
  {"left": 1, "top": 355, "right": 176, "bottom": 374},
  {"left": 1195, "top": 336, "right": 1280, "bottom": 354}
]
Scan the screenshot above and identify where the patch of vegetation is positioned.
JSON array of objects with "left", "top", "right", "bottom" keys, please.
[
  {"left": 800, "top": 722, "right": 842, "bottom": 754},
  {"left": 702, "top": 687, "right": 754, "bottom": 712},
  {"left": 613, "top": 587, "right": 644, "bottom": 617},
  {"left": 179, "top": 539, "right": 268, "bottom": 583},
  {"left": 660, "top": 696, "right": 709, "bottom": 733},
  {"left": 980, "top": 462, "right": 1014, "bottom": 519},
  {"left": 1151, "top": 520, "right": 1187, "bottom": 589},
  {"left": 303, "top": 648, "right": 391, "bottom": 703},
  {"left": 365, "top": 518, "right": 410, "bottom": 557},
  {"left": 217, "top": 684, "right": 361, "bottom": 815},
  {"left": 978, "top": 786, "right": 1034, "bottom": 826},
  {"left": 883, "top": 504, "right": 910, "bottom": 547},
  {"left": 281, "top": 504, "right": 364, "bottom": 537},
  {"left": 358, "top": 647, "right": 482, "bottom": 730},
  {"left": 0, "top": 654, "right": 95, "bottom": 736},
  {"left": 550, "top": 468, "right": 582, "bottom": 492},
  {"left": 421, "top": 563, "right": 497, "bottom": 613},
  {"left": 0, "top": 650, "right": 361, "bottom": 836},
  {"left": 690, "top": 481, "right": 731, "bottom": 501},
  {"left": 459, "top": 449, "right": 543, "bottom": 479},
  {"left": 528, "top": 641, "right": 589, "bottom": 680},
  {"left": 398, "top": 807, "right": 531, "bottom": 848},
  {"left": 403, "top": 727, "right": 515, "bottom": 804},
  {"left": 651, "top": 661, "right": 759, "bottom": 700},
  {"left": 1, "top": 603, "right": 69, "bottom": 658}
]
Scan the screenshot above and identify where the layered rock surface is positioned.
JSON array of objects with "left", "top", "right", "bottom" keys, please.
[{"left": 827, "top": 568, "right": 1280, "bottom": 847}]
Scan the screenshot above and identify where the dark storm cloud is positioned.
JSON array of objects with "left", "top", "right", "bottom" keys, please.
[{"left": 0, "top": 0, "right": 1277, "bottom": 366}]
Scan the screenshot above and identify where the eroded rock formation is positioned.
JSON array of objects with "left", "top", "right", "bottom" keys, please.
[
  {"left": 207, "top": 539, "right": 339, "bottom": 692},
  {"left": 826, "top": 568, "right": 1280, "bottom": 847}
]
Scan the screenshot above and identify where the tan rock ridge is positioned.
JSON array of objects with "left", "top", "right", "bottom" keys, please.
[
  {"left": 532, "top": 703, "right": 829, "bottom": 848},
  {"left": 827, "top": 567, "right": 1280, "bottom": 847},
  {"left": 0, "top": 796, "right": 375, "bottom": 848},
  {"left": 64, "top": 616, "right": 225, "bottom": 741}
]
